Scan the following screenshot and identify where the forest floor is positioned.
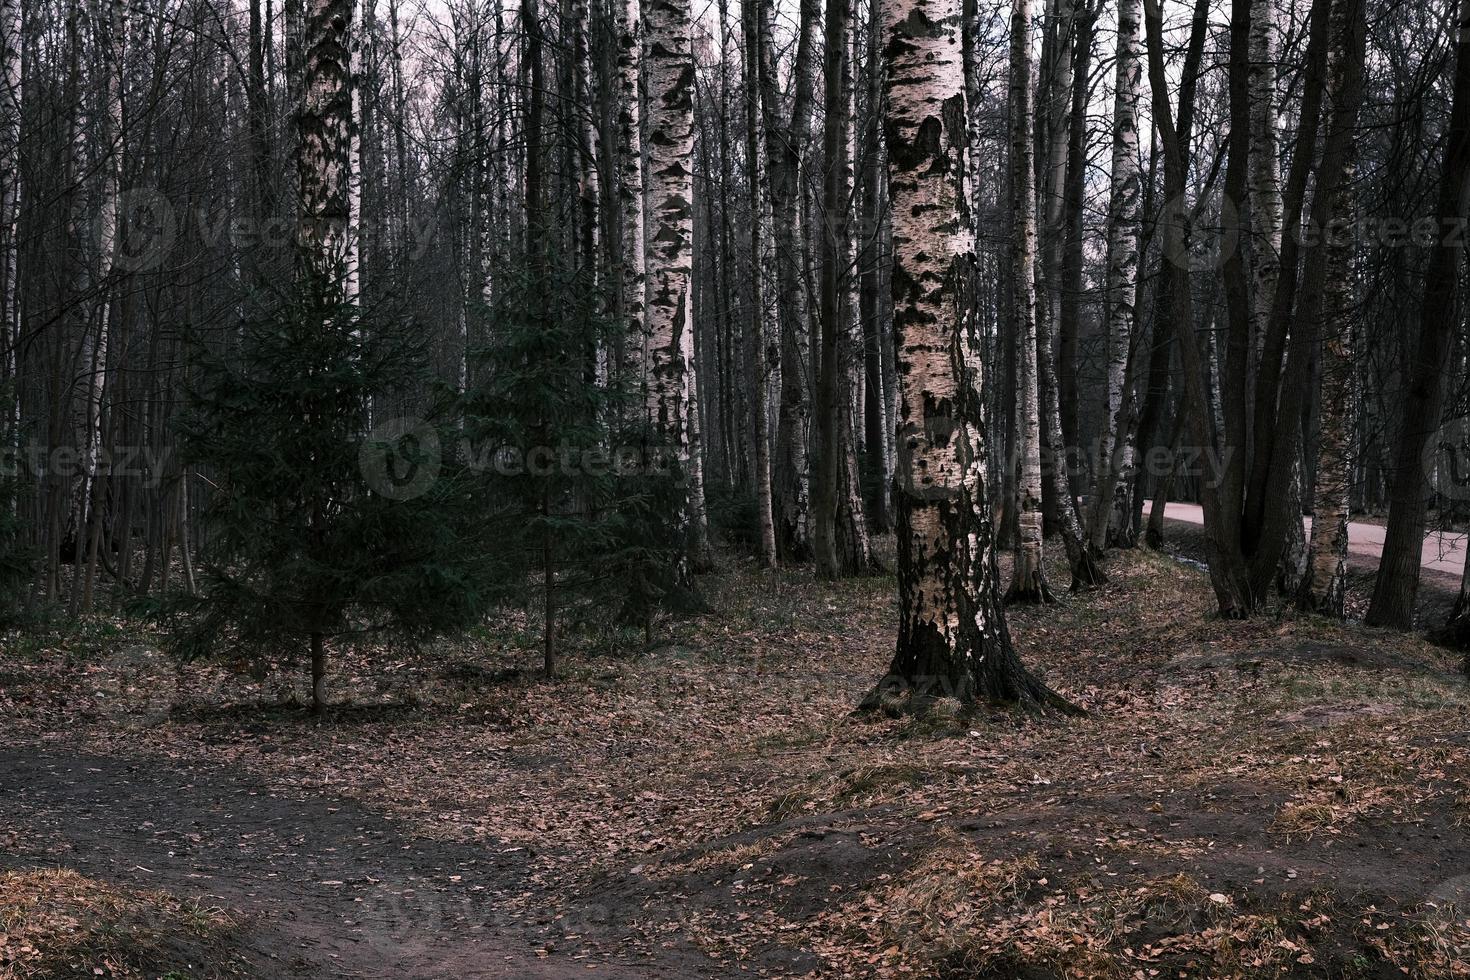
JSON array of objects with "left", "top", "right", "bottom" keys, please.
[{"left": 2, "top": 525, "right": 1469, "bottom": 979}]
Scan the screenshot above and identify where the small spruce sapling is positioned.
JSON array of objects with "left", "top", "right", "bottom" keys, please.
[{"left": 156, "top": 285, "right": 503, "bottom": 713}]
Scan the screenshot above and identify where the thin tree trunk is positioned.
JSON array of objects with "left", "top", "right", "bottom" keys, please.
[
  {"left": 1143, "top": 0, "right": 1252, "bottom": 615},
  {"left": 0, "top": 0, "right": 17, "bottom": 432},
  {"left": 1298, "top": 0, "right": 1368, "bottom": 614},
  {"left": 1057, "top": 1, "right": 1092, "bottom": 507},
  {"left": 760, "top": 0, "right": 816, "bottom": 561},
  {"left": 813, "top": 0, "right": 862, "bottom": 578},
  {"left": 1129, "top": 0, "right": 1212, "bottom": 538},
  {"left": 859, "top": 0, "right": 890, "bottom": 533},
  {"left": 614, "top": 0, "right": 647, "bottom": 378},
  {"left": 1368, "top": 0, "right": 1470, "bottom": 629},
  {"left": 742, "top": 0, "right": 776, "bottom": 567},
  {"left": 1086, "top": 0, "right": 1142, "bottom": 557},
  {"left": 1248, "top": 0, "right": 1283, "bottom": 358},
  {"left": 1037, "top": 0, "right": 1103, "bottom": 590},
  {"left": 1006, "top": 0, "right": 1053, "bottom": 603}
]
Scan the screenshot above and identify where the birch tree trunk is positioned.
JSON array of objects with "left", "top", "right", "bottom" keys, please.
[
  {"left": 1298, "top": 0, "right": 1368, "bottom": 613},
  {"left": 861, "top": 0, "right": 1075, "bottom": 714},
  {"left": 614, "top": 0, "right": 647, "bottom": 378},
  {"left": 296, "top": 0, "right": 354, "bottom": 296},
  {"left": 1005, "top": 0, "right": 1053, "bottom": 603},
  {"left": 814, "top": 0, "right": 872, "bottom": 578},
  {"left": 1248, "top": 0, "right": 1282, "bottom": 352},
  {"left": 1249, "top": 0, "right": 1307, "bottom": 596},
  {"left": 643, "top": 0, "right": 705, "bottom": 568},
  {"left": 1036, "top": 0, "right": 1104, "bottom": 590},
  {"left": 742, "top": 0, "right": 777, "bottom": 568},
  {"left": 0, "top": 0, "right": 16, "bottom": 431},
  {"left": 1086, "top": 0, "right": 1142, "bottom": 556},
  {"left": 760, "top": 0, "right": 817, "bottom": 561}
]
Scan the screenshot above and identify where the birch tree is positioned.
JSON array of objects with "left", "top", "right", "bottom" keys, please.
[
  {"left": 614, "top": 0, "right": 647, "bottom": 377},
  {"left": 1005, "top": 0, "right": 1052, "bottom": 603},
  {"left": 297, "top": 0, "right": 355, "bottom": 295},
  {"left": 1087, "top": 0, "right": 1142, "bottom": 556},
  {"left": 0, "top": 0, "right": 16, "bottom": 403},
  {"left": 1248, "top": 0, "right": 1283, "bottom": 346},
  {"left": 1298, "top": 166, "right": 1356, "bottom": 616},
  {"left": 74, "top": 0, "right": 126, "bottom": 613},
  {"left": 643, "top": 0, "right": 708, "bottom": 567},
  {"left": 742, "top": 0, "right": 777, "bottom": 568},
  {"left": 1248, "top": 0, "right": 1307, "bottom": 595},
  {"left": 861, "top": 0, "right": 1075, "bottom": 713},
  {"left": 1299, "top": 0, "right": 1366, "bottom": 615},
  {"left": 1036, "top": 0, "right": 1104, "bottom": 590},
  {"left": 760, "top": 0, "right": 818, "bottom": 561},
  {"left": 813, "top": 0, "right": 873, "bottom": 578}
]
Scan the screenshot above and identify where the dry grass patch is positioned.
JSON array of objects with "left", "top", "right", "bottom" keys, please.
[
  {"left": 0, "top": 868, "right": 248, "bottom": 979},
  {"left": 808, "top": 830, "right": 1040, "bottom": 974}
]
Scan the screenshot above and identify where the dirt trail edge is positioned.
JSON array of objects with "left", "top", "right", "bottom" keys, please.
[{"left": 0, "top": 743, "right": 677, "bottom": 979}]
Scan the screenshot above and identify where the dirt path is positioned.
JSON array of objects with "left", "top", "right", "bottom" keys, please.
[
  {"left": 0, "top": 743, "right": 675, "bottom": 979},
  {"left": 1152, "top": 501, "right": 1467, "bottom": 586}
]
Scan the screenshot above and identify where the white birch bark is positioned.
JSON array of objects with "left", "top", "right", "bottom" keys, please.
[
  {"left": 1034, "top": 0, "right": 1104, "bottom": 589},
  {"left": 863, "top": 0, "right": 1071, "bottom": 712},
  {"left": 1006, "top": 0, "right": 1052, "bottom": 602},
  {"left": 616, "top": 0, "right": 647, "bottom": 379},
  {"left": 296, "top": 0, "right": 355, "bottom": 296},
  {"left": 1248, "top": 0, "right": 1282, "bottom": 350},
  {"left": 643, "top": 0, "right": 703, "bottom": 562},
  {"left": 346, "top": 0, "right": 363, "bottom": 305},
  {"left": 1087, "top": 0, "right": 1142, "bottom": 555},
  {"left": 73, "top": 0, "right": 125, "bottom": 613},
  {"left": 0, "top": 0, "right": 20, "bottom": 423}
]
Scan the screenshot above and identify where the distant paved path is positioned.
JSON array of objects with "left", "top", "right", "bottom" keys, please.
[{"left": 1149, "top": 501, "right": 1467, "bottom": 581}]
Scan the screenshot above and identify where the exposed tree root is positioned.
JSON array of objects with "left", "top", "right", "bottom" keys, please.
[
  {"left": 1428, "top": 608, "right": 1470, "bottom": 675},
  {"left": 1005, "top": 557, "right": 1057, "bottom": 606},
  {"left": 854, "top": 667, "right": 1085, "bottom": 719},
  {"left": 1069, "top": 550, "right": 1108, "bottom": 592}
]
